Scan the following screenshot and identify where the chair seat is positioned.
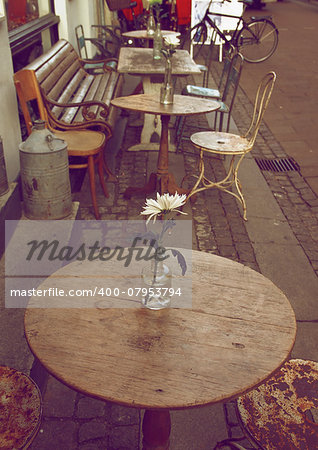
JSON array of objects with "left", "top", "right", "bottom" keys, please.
[
  {"left": 0, "top": 366, "right": 42, "bottom": 449},
  {"left": 54, "top": 130, "right": 105, "bottom": 156},
  {"left": 53, "top": 129, "right": 108, "bottom": 219},
  {"left": 183, "top": 84, "right": 221, "bottom": 99},
  {"left": 190, "top": 131, "right": 250, "bottom": 155},
  {"left": 237, "top": 359, "right": 318, "bottom": 449}
]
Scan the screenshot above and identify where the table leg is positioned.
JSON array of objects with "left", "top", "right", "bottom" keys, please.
[
  {"left": 123, "top": 114, "right": 189, "bottom": 199},
  {"left": 142, "top": 409, "right": 171, "bottom": 450},
  {"left": 127, "top": 76, "right": 176, "bottom": 153},
  {"left": 158, "top": 115, "right": 189, "bottom": 196}
]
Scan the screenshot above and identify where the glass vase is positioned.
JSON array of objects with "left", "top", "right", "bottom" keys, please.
[
  {"left": 160, "top": 57, "right": 174, "bottom": 104},
  {"left": 147, "top": 8, "right": 155, "bottom": 36},
  {"left": 153, "top": 23, "right": 162, "bottom": 60},
  {"left": 141, "top": 259, "right": 172, "bottom": 310}
]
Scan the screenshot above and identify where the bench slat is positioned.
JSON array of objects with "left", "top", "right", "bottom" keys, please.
[
  {"left": 60, "top": 74, "right": 97, "bottom": 123},
  {"left": 36, "top": 45, "right": 79, "bottom": 85},
  {"left": 73, "top": 72, "right": 118, "bottom": 123}
]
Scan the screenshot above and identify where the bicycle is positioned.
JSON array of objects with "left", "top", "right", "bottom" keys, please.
[{"left": 182, "top": 0, "right": 279, "bottom": 63}]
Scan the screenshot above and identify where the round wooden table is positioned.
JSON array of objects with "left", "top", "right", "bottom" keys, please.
[
  {"left": 24, "top": 251, "right": 296, "bottom": 449},
  {"left": 111, "top": 94, "right": 220, "bottom": 198}
]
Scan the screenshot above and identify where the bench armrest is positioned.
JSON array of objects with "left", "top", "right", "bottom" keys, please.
[
  {"left": 79, "top": 57, "right": 118, "bottom": 72},
  {"left": 44, "top": 96, "right": 111, "bottom": 120},
  {"left": 41, "top": 93, "right": 112, "bottom": 137}
]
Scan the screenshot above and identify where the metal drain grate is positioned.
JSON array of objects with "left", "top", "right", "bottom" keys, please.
[{"left": 255, "top": 157, "right": 300, "bottom": 173}]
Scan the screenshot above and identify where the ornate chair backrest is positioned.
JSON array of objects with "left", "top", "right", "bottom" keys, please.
[{"left": 244, "top": 71, "right": 276, "bottom": 147}]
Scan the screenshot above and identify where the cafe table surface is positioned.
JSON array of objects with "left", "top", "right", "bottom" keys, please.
[
  {"left": 111, "top": 93, "right": 220, "bottom": 198},
  {"left": 117, "top": 47, "right": 201, "bottom": 152},
  {"left": 24, "top": 250, "right": 296, "bottom": 450}
]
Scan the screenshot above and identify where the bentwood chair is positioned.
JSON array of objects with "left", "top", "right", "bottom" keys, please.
[
  {"left": 186, "top": 71, "right": 276, "bottom": 221},
  {"left": 215, "top": 359, "right": 318, "bottom": 450}
]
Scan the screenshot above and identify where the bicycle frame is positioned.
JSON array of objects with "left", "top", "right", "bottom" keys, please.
[
  {"left": 204, "top": 11, "right": 244, "bottom": 45},
  {"left": 192, "top": 0, "right": 259, "bottom": 49}
]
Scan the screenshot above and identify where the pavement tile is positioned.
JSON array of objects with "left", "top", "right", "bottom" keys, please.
[
  {"left": 110, "top": 404, "right": 140, "bottom": 426},
  {"left": 43, "top": 375, "right": 77, "bottom": 418},
  {"left": 31, "top": 419, "right": 78, "bottom": 450},
  {"left": 78, "top": 420, "right": 108, "bottom": 443},
  {"left": 76, "top": 396, "right": 106, "bottom": 419}
]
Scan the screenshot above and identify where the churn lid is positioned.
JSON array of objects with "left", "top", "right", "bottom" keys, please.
[{"left": 19, "top": 120, "right": 67, "bottom": 154}]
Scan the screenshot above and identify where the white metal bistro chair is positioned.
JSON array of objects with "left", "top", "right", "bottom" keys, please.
[{"left": 186, "top": 71, "right": 276, "bottom": 221}]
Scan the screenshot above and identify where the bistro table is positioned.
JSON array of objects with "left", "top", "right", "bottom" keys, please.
[
  {"left": 24, "top": 250, "right": 296, "bottom": 449},
  {"left": 117, "top": 47, "right": 201, "bottom": 151},
  {"left": 111, "top": 93, "right": 220, "bottom": 198}
]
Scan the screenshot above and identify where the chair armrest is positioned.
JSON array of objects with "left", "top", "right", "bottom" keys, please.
[
  {"left": 42, "top": 98, "right": 112, "bottom": 138},
  {"left": 79, "top": 57, "right": 118, "bottom": 72}
]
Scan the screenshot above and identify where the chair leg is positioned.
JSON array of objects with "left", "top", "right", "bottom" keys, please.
[
  {"left": 87, "top": 155, "right": 100, "bottom": 220},
  {"left": 97, "top": 154, "right": 109, "bottom": 199}
]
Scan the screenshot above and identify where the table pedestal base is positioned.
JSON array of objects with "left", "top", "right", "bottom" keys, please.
[
  {"left": 124, "top": 114, "right": 189, "bottom": 199},
  {"left": 127, "top": 77, "right": 176, "bottom": 153},
  {"left": 142, "top": 410, "right": 171, "bottom": 450}
]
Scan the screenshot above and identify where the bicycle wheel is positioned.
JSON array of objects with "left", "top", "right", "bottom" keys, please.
[{"left": 237, "top": 19, "right": 278, "bottom": 63}]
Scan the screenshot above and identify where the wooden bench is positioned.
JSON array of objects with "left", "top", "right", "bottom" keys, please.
[{"left": 14, "top": 39, "right": 123, "bottom": 139}]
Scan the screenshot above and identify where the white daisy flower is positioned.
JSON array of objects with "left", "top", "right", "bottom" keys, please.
[
  {"left": 163, "top": 35, "right": 180, "bottom": 47},
  {"left": 141, "top": 192, "right": 187, "bottom": 224}
]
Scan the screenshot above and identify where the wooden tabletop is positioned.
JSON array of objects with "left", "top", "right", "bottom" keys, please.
[
  {"left": 122, "top": 30, "right": 180, "bottom": 40},
  {"left": 117, "top": 47, "right": 201, "bottom": 76},
  {"left": 111, "top": 94, "right": 220, "bottom": 117},
  {"left": 24, "top": 250, "right": 296, "bottom": 410}
]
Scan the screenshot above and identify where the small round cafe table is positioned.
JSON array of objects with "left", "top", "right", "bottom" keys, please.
[
  {"left": 24, "top": 250, "right": 296, "bottom": 449},
  {"left": 111, "top": 94, "right": 220, "bottom": 198}
]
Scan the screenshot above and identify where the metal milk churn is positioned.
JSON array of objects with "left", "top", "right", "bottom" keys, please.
[
  {"left": 19, "top": 120, "right": 72, "bottom": 219},
  {"left": 0, "top": 137, "right": 9, "bottom": 196}
]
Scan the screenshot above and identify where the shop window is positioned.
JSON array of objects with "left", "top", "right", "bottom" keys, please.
[
  {"left": 6, "top": 0, "right": 59, "bottom": 69},
  {"left": 5, "top": 1, "right": 41, "bottom": 31}
]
